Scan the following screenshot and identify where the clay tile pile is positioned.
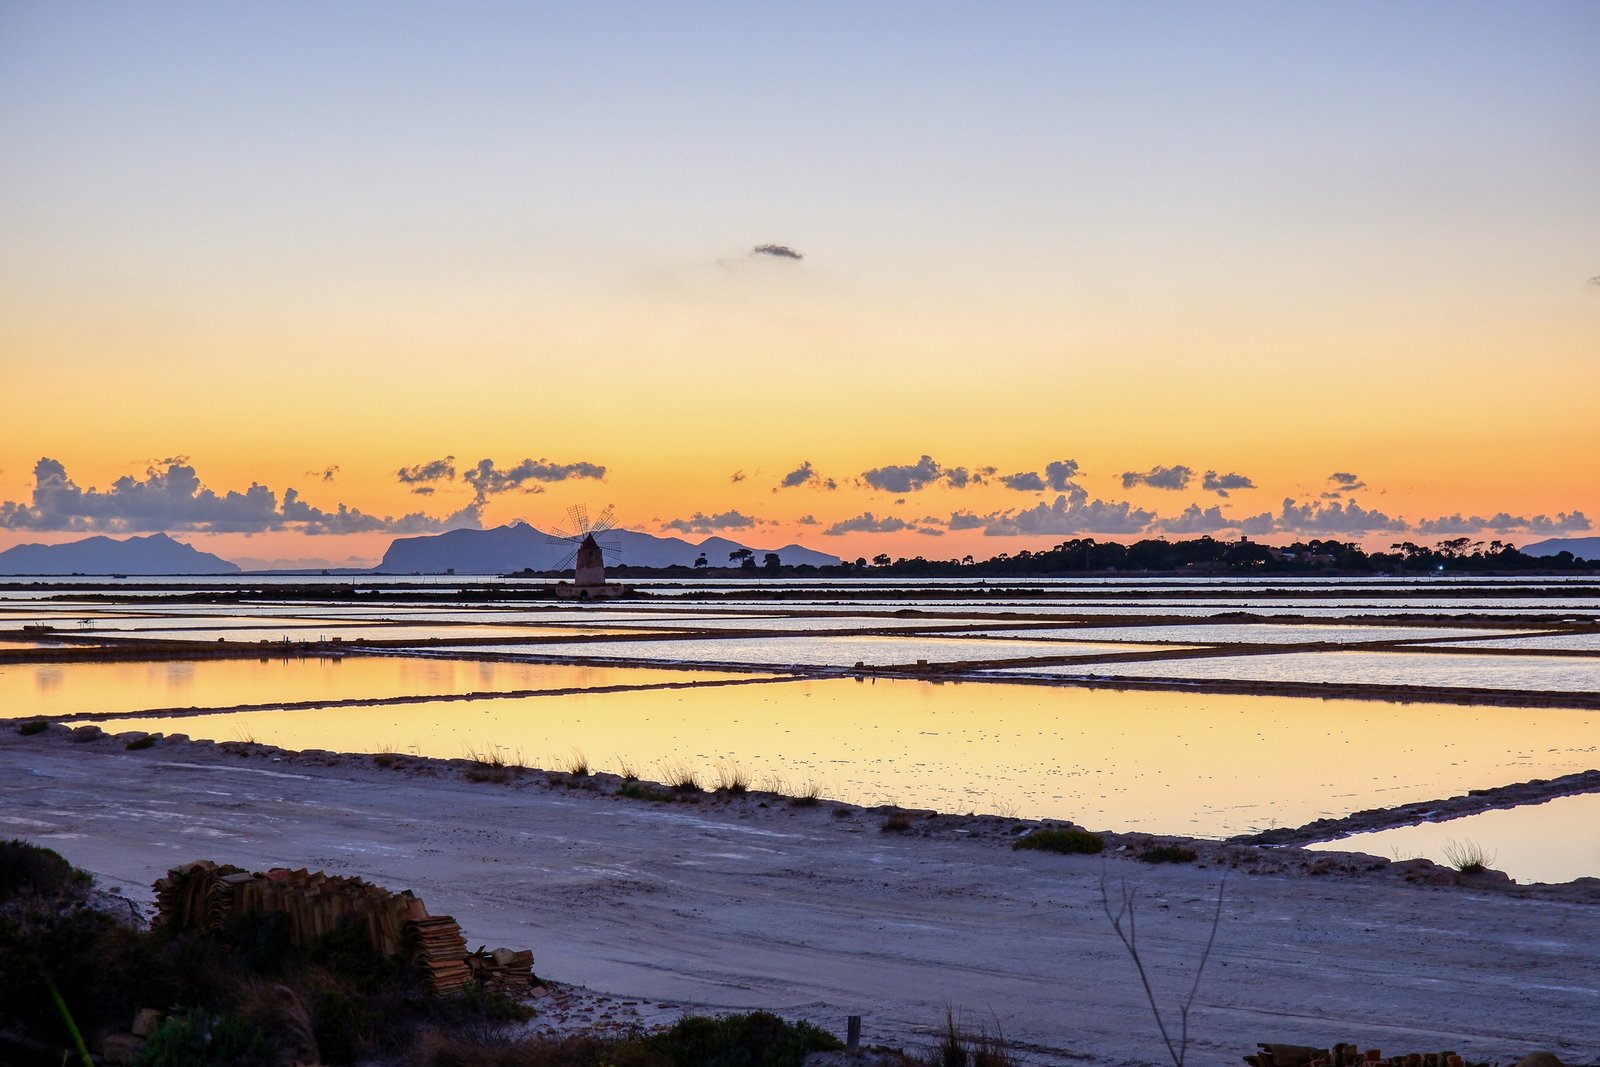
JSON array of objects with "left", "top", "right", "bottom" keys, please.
[
  {"left": 1246, "top": 1044, "right": 1491, "bottom": 1067},
  {"left": 152, "top": 860, "right": 533, "bottom": 998}
]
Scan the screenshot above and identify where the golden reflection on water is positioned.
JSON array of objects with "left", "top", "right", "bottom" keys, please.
[
  {"left": 93, "top": 677, "right": 1599, "bottom": 837},
  {"left": 0, "top": 656, "right": 747, "bottom": 717},
  {"left": 1305, "top": 793, "right": 1600, "bottom": 884}
]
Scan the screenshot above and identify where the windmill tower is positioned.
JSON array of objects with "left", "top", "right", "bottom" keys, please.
[{"left": 548, "top": 505, "right": 625, "bottom": 600}]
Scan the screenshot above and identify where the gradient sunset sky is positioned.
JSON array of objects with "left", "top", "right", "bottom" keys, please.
[{"left": 3, "top": 2, "right": 1596, "bottom": 567}]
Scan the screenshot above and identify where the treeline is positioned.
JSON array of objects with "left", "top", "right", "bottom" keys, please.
[{"left": 615, "top": 535, "right": 1597, "bottom": 578}]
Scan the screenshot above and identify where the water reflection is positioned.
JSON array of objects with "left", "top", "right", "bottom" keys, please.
[
  {"left": 1304, "top": 793, "right": 1600, "bottom": 884},
  {"left": 91, "top": 678, "right": 1600, "bottom": 840},
  {"left": 0, "top": 657, "right": 763, "bottom": 717}
]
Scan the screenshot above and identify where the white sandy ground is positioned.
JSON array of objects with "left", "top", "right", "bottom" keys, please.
[{"left": 3, "top": 731, "right": 1598, "bottom": 1067}]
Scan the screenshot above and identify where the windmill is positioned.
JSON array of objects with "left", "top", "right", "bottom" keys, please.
[{"left": 546, "top": 504, "right": 624, "bottom": 599}]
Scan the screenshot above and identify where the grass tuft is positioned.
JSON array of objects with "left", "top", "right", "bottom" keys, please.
[
  {"left": 1442, "top": 838, "right": 1495, "bottom": 874},
  {"left": 713, "top": 759, "right": 750, "bottom": 795},
  {"left": 930, "top": 1008, "right": 1018, "bottom": 1067},
  {"left": 615, "top": 755, "right": 639, "bottom": 781},
  {"left": 1014, "top": 826, "right": 1104, "bottom": 855},
  {"left": 660, "top": 759, "right": 701, "bottom": 794},
  {"left": 564, "top": 748, "right": 590, "bottom": 777},
  {"left": 463, "top": 746, "right": 516, "bottom": 784},
  {"left": 790, "top": 780, "right": 823, "bottom": 808}
]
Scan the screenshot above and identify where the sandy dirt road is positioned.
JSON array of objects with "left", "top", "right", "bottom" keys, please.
[{"left": 4, "top": 730, "right": 1596, "bottom": 1066}]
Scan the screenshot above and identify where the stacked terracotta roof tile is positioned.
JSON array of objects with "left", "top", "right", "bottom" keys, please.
[{"left": 152, "top": 860, "right": 529, "bottom": 997}]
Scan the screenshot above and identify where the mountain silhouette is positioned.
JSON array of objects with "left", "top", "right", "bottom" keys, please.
[
  {"left": 377, "top": 523, "right": 840, "bottom": 573},
  {"left": 0, "top": 533, "right": 242, "bottom": 575}
]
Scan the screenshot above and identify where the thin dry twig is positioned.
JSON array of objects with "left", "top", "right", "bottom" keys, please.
[{"left": 1100, "top": 868, "right": 1226, "bottom": 1067}]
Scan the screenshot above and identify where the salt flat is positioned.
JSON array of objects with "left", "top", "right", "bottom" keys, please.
[{"left": 5, "top": 728, "right": 1596, "bottom": 1066}]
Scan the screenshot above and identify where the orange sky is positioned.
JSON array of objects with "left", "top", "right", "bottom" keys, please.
[{"left": 2, "top": 4, "right": 1596, "bottom": 566}]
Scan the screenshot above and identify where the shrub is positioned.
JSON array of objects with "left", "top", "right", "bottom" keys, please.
[
  {"left": 880, "top": 811, "right": 913, "bottom": 833},
  {"left": 619, "top": 782, "right": 677, "bottom": 803},
  {"left": 125, "top": 733, "right": 157, "bottom": 751},
  {"left": 17, "top": 719, "right": 49, "bottom": 736},
  {"left": 649, "top": 1011, "right": 843, "bottom": 1067},
  {"left": 1014, "top": 827, "right": 1104, "bottom": 855},
  {"left": 1139, "top": 845, "right": 1198, "bottom": 865},
  {"left": 0, "top": 839, "right": 88, "bottom": 901},
  {"left": 132, "top": 1011, "right": 270, "bottom": 1067}
]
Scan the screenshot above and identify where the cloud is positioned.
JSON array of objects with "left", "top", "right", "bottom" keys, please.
[
  {"left": 730, "top": 470, "right": 747, "bottom": 483},
  {"left": 795, "top": 514, "right": 819, "bottom": 526},
  {"left": 1415, "top": 511, "right": 1592, "bottom": 536},
  {"left": 823, "top": 512, "right": 922, "bottom": 536},
  {"left": 942, "top": 466, "right": 994, "bottom": 489},
  {"left": 983, "top": 492, "right": 1156, "bottom": 536},
  {"left": 1324, "top": 472, "right": 1367, "bottom": 496},
  {"left": 1000, "top": 471, "right": 1046, "bottom": 491},
  {"left": 1201, "top": 470, "right": 1255, "bottom": 497},
  {"left": 397, "top": 457, "right": 457, "bottom": 485},
  {"left": 859, "top": 455, "right": 988, "bottom": 493},
  {"left": 1121, "top": 465, "right": 1194, "bottom": 491},
  {"left": 947, "top": 511, "right": 991, "bottom": 531},
  {"left": 1044, "top": 460, "right": 1080, "bottom": 491},
  {"left": 306, "top": 465, "right": 340, "bottom": 483},
  {"left": 752, "top": 243, "right": 803, "bottom": 260},
  {"left": 0, "top": 457, "right": 479, "bottom": 536},
  {"left": 777, "top": 460, "right": 837, "bottom": 491},
  {"left": 461, "top": 457, "right": 606, "bottom": 502},
  {"left": 1272, "top": 497, "right": 1400, "bottom": 535},
  {"left": 1154, "top": 504, "right": 1234, "bottom": 534},
  {"left": 662, "top": 510, "right": 762, "bottom": 534}
]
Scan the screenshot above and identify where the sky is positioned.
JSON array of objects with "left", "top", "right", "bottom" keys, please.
[{"left": 2, "top": 2, "right": 1596, "bottom": 568}]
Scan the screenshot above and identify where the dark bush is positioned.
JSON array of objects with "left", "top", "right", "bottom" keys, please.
[
  {"left": 649, "top": 1011, "right": 843, "bottom": 1067},
  {"left": 1139, "top": 845, "right": 1198, "bottom": 864},
  {"left": 1013, "top": 827, "right": 1104, "bottom": 855}
]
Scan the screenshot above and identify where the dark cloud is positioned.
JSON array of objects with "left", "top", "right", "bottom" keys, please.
[
  {"left": 942, "top": 466, "right": 994, "bottom": 489},
  {"left": 662, "top": 510, "right": 762, "bottom": 534},
  {"left": 1121, "top": 465, "right": 1194, "bottom": 491},
  {"left": 306, "top": 465, "right": 340, "bottom": 483},
  {"left": 461, "top": 457, "right": 606, "bottom": 502},
  {"left": 777, "top": 460, "right": 837, "bottom": 491},
  {"left": 822, "top": 512, "right": 921, "bottom": 536},
  {"left": 947, "top": 511, "right": 990, "bottom": 531},
  {"left": 397, "top": 457, "right": 457, "bottom": 485},
  {"left": 752, "top": 243, "right": 803, "bottom": 260},
  {"left": 1326, "top": 472, "right": 1367, "bottom": 494},
  {"left": 410, "top": 486, "right": 436, "bottom": 496},
  {"left": 1044, "top": 460, "right": 1080, "bottom": 491},
  {"left": 795, "top": 514, "right": 820, "bottom": 526},
  {"left": 1000, "top": 471, "right": 1046, "bottom": 491},
  {"left": 859, "top": 456, "right": 987, "bottom": 494},
  {"left": 730, "top": 470, "right": 748, "bottom": 483},
  {"left": 0, "top": 457, "right": 479, "bottom": 536},
  {"left": 1202, "top": 470, "right": 1255, "bottom": 497}
]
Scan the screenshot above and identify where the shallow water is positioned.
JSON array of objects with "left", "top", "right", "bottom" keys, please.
[
  {"left": 0, "top": 657, "right": 760, "bottom": 718},
  {"left": 923, "top": 624, "right": 1537, "bottom": 645},
  {"left": 1304, "top": 792, "right": 1600, "bottom": 885},
  {"left": 984, "top": 650, "right": 1600, "bottom": 693},
  {"left": 448, "top": 635, "right": 1184, "bottom": 668},
  {"left": 90, "top": 678, "right": 1600, "bottom": 838}
]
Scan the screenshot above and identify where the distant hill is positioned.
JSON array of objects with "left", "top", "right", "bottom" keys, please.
[
  {"left": 377, "top": 523, "right": 840, "bottom": 573},
  {"left": 1520, "top": 536, "right": 1600, "bottom": 560},
  {"left": 0, "top": 533, "right": 241, "bottom": 575}
]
